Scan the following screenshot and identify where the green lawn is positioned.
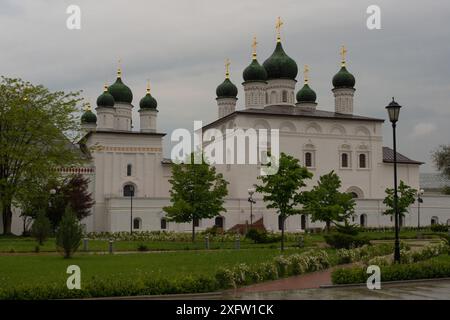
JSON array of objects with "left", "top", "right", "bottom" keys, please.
[{"left": 0, "top": 248, "right": 302, "bottom": 288}]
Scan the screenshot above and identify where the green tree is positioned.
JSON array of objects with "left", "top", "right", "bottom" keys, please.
[
  {"left": 256, "top": 153, "right": 313, "bottom": 251},
  {"left": 383, "top": 180, "right": 417, "bottom": 220},
  {"left": 432, "top": 145, "right": 450, "bottom": 179},
  {"left": 0, "top": 77, "right": 83, "bottom": 234},
  {"left": 163, "top": 153, "right": 228, "bottom": 242},
  {"left": 56, "top": 206, "right": 83, "bottom": 259},
  {"left": 303, "top": 171, "right": 355, "bottom": 232},
  {"left": 31, "top": 209, "right": 52, "bottom": 245}
]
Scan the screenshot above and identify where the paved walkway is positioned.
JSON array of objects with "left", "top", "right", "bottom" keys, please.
[
  {"left": 231, "top": 265, "right": 352, "bottom": 294},
  {"left": 226, "top": 279, "right": 450, "bottom": 300}
]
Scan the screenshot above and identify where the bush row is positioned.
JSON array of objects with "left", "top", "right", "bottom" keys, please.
[
  {"left": 332, "top": 258, "right": 450, "bottom": 285},
  {"left": 332, "top": 241, "right": 450, "bottom": 284},
  {"left": 215, "top": 244, "right": 393, "bottom": 289}
]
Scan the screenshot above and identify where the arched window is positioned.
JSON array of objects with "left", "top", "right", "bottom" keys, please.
[
  {"left": 215, "top": 216, "right": 224, "bottom": 228},
  {"left": 360, "top": 214, "right": 367, "bottom": 227},
  {"left": 305, "top": 152, "right": 312, "bottom": 167},
  {"left": 160, "top": 218, "right": 167, "bottom": 230},
  {"left": 270, "top": 91, "right": 276, "bottom": 104},
  {"left": 127, "top": 164, "right": 132, "bottom": 176},
  {"left": 359, "top": 154, "right": 367, "bottom": 168},
  {"left": 123, "top": 184, "right": 135, "bottom": 197},
  {"left": 193, "top": 217, "right": 200, "bottom": 227},
  {"left": 431, "top": 216, "right": 439, "bottom": 225},
  {"left": 282, "top": 90, "right": 288, "bottom": 102},
  {"left": 133, "top": 218, "right": 141, "bottom": 230},
  {"left": 300, "top": 215, "right": 306, "bottom": 230},
  {"left": 350, "top": 192, "right": 358, "bottom": 199},
  {"left": 341, "top": 153, "right": 349, "bottom": 168},
  {"left": 278, "top": 215, "right": 284, "bottom": 231}
]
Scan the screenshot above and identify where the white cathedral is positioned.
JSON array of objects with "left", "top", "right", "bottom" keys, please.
[{"left": 44, "top": 22, "right": 447, "bottom": 234}]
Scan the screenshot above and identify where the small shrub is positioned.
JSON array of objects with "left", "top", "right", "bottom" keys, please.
[
  {"left": 335, "top": 223, "right": 360, "bottom": 236},
  {"left": 324, "top": 232, "right": 370, "bottom": 249},
  {"left": 31, "top": 210, "right": 52, "bottom": 245},
  {"left": 137, "top": 244, "right": 149, "bottom": 252},
  {"left": 431, "top": 223, "right": 448, "bottom": 233},
  {"left": 56, "top": 207, "right": 83, "bottom": 259},
  {"left": 245, "top": 228, "right": 280, "bottom": 244},
  {"left": 441, "top": 185, "right": 450, "bottom": 195}
]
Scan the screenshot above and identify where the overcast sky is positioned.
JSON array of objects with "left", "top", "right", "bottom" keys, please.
[{"left": 1, "top": 0, "right": 449, "bottom": 172}]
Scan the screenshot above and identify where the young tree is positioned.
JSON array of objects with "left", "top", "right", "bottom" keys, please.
[
  {"left": 163, "top": 153, "right": 228, "bottom": 242},
  {"left": 56, "top": 206, "right": 83, "bottom": 259},
  {"left": 432, "top": 145, "right": 450, "bottom": 179},
  {"left": 0, "top": 77, "right": 83, "bottom": 234},
  {"left": 256, "top": 153, "right": 313, "bottom": 251},
  {"left": 31, "top": 209, "right": 52, "bottom": 245},
  {"left": 302, "top": 171, "right": 355, "bottom": 232},
  {"left": 383, "top": 180, "right": 417, "bottom": 221}
]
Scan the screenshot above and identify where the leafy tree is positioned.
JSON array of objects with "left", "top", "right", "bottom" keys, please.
[
  {"left": 432, "top": 145, "right": 450, "bottom": 179},
  {"left": 0, "top": 76, "right": 83, "bottom": 234},
  {"left": 163, "top": 153, "right": 228, "bottom": 242},
  {"left": 383, "top": 180, "right": 417, "bottom": 220},
  {"left": 31, "top": 209, "right": 52, "bottom": 245},
  {"left": 302, "top": 171, "right": 355, "bottom": 232},
  {"left": 56, "top": 206, "right": 83, "bottom": 259},
  {"left": 47, "top": 174, "right": 94, "bottom": 229},
  {"left": 256, "top": 153, "right": 313, "bottom": 251}
]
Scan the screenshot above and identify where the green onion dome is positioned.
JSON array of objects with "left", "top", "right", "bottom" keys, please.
[
  {"left": 296, "top": 83, "right": 316, "bottom": 103},
  {"left": 332, "top": 66, "right": 355, "bottom": 88},
  {"left": 243, "top": 59, "right": 268, "bottom": 82},
  {"left": 262, "top": 42, "right": 298, "bottom": 80},
  {"left": 81, "top": 108, "right": 97, "bottom": 124},
  {"left": 139, "top": 87, "right": 158, "bottom": 109},
  {"left": 216, "top": 78, "right": 238, "bottom": 99},
  {"left": 107, "top": 70, "right": 133, "bottom": 103},
  {"left": 96, "top": 85, "right": 115, "bottom": 107}
]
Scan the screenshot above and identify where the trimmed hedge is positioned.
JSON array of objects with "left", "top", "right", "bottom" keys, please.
[
  {"left": 324, "top": 232, "right": 370, "bottom": 249},
  {"left": 332, "top": 258, "right": 450, "bottom": 285}
]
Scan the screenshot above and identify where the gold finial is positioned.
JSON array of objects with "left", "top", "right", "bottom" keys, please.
[
  {"left": 340, "top": 45, "right": 347, "bottom": 67},
  {"left": 146, "top": 79, "right": 151, "bottom": 94},
  {"left": 103, "top": 83, "right": 108, "bottom": 92},
  {"left": 304, "top": 65, "right": 309, "bottom": 84},
  {"left": 117, "top": 58, "right": 122, "bottom": 78},
  {"left": 225, "top": 58, "right": 230, "bottom": 79},
  {"left": 252, "top": 36, "right": 258, "bottom": 59},
  {"left": 84, "top": 103, "right": 91, "bottom": 112},
  {"left": 275, "top": 16, "right": 284, "bottom": 42}
]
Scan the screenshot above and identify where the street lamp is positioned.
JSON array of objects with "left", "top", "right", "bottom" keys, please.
[
  {"left": 127, "top": 185, "right": 135, "bottom": 234},
  {"left": 417, "top": 189, "right": 424, "bottom": 228},
  {"left": 386, "top": 97, "right": 402, "bottom": 263},
  {"left": 248, "top": 188, "right": 256, "bottom": 226}
]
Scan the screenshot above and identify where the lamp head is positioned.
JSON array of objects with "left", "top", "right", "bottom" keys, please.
[{"left": 386, "top": 97, "right": 402, "bottom": 123}]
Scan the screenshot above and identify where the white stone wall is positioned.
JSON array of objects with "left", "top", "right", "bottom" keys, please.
[
  {"left": 243, "top": 81, "right": 266, "bottom": 109},
  {"left": 265, "top": 79, "right": 296, "bottom": 106},
  {"left": 217, "top": 97, "right": 237, "bottom": 118},
  {"left": 333, "top": 88, "right": 355, "bottom": 114}
]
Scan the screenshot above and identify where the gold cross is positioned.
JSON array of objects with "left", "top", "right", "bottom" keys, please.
[
  {"left": 304, "top": 64, "right": 309, "bottom": 84},
  {"left": 225, "top": 58, "right": 230, "bottom": 78},
  {"left": 146, "top": 79, "right": 151, "bottom": 93},
  {"left": 252, "top": 36, "right": 258, "bottom": 59},
  {"left": 275, "top": 16, "right": 284, "bottom": 42},
  {"left": 340, "top": 45, "right": 347, "bottom": 66}
]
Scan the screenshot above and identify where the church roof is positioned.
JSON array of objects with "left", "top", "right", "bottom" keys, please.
[
  {"left": 203, "top": 105, "right": 384, "bottom": 130},
  {"left": 382, "top": 147, "right": 423, "bottom": 165}
]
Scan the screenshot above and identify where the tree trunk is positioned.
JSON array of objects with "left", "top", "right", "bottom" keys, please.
[
  {"left": 326, "top": 220, "right": 331, "bottom": 233},
  {"left": 2, "top": 203, "right": 12, "bottom": 235},
  {"left": 281, "top": 216, "right": 285, "bottom": 251},
  {"left": 192, "top": 220, "right": 196, "bottom": 242}
]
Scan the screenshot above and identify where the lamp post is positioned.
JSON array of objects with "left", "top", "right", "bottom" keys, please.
[
  {"left": 386, "top": 97, "right": 402, "bottom": 263},
  {"left": 417, "top": 189, "right": 424, "bottom": 228},
  {"left": 128, "top": 185, "right": 135, "bottom": 234},
  {"left": 248, "top": 188, "right": 256, "bottom": 226}
]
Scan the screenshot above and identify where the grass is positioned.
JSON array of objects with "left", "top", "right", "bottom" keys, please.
[{"left": 0, "top": 248, "right": 302, "bottom": 288}]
